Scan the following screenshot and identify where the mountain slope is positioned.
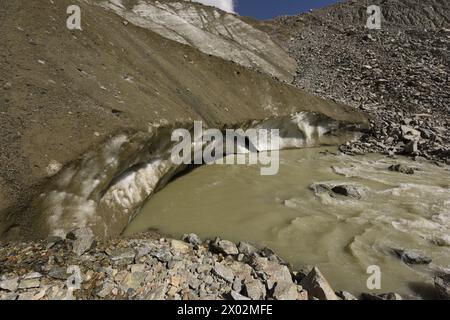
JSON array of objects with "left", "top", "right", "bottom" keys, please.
[
  {"left": 0, "top": 0, "right": 366, "bottom": 239},
  {"left": 265, "top": 0, "right": 449, "bottom": 161}
]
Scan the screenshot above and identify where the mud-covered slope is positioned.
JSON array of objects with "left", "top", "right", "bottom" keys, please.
[{"left": 0, "top": 0, "right": 367, "bottom": 239}]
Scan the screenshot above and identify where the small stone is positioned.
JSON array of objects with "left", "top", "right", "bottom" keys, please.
[
  {"left": 244, "top": 279, "right": 266, "bottom": 300},
  {"left": 388, "top": 164, "right": 415, "bottom": 175},
  {"left": 48, "top": 267, "right": 69, "bottom": 280},
  {"left": 109, "top": 248, "right": 136, "bottom": 262},
  {"left": 45, "top": 160, "right": 63, "bottom": 177},
  {"left": 122, "top": 20, "right": 129, "bottom": 26},
  {"left": 297, "top": 290, "right": 309, "bottom": 300},
  {"left": 331, "top": 185, "right": 364, "bottom": 199},
  {"left": 121, "top": 272, "right": 145, "bottom": 291},
  {"left": 272, "top": 282, "right": 299, "bottom": 300},
  {"left": 361, "top": 292, "right": 402, "bottom": 300},
  {"left": 182, "top": 233, "right": 202, "bottom": 246},
  {"left": 337, "top": 291, "right": 358, "bottom": 300},
  {"left": 299, "top": 267, "right": 338, "bottom": 300},
  {"left": 145, "top": 284, "right": 167, "bottom": 300},
  {"left": 130, "top": 264, "right": 146, "bottom": 273},
  {"left": 3, "top": 82, "right": 12, "bottom": 90},
  {"left": 212, "top": 264, "right": 235, "bottom": 283},
  {"left": 171, "top": 239, "right": 190, "bottom": 254},
  {"left": 232, "top": 278, "right": 242, "bottom": 293},
  {"left": 434, "top": 274, "right": 450, "bottom": 300},
  {"left": 0, "top": 277, "right": 19, "bottom": 292},
  {"left": 231, "top": 291, "right": 251, "bottom": 300},
  {"left": 67, "top": 228, "right": 95, "bottom": 256},
  {"left": 212, "top": 238, "right": 239, "bottom": 256},
  {"left": 392, "top": 248, "right": 432, "bottom": 265},
  {"left": 238, "top": 242, "right": 258, "bottom": 257},
  {"left": 97, "top": 282, "right": 115, "bottom": 298},
  {"left": 18, "top": 278, "right": 40, "bottom": 290}
]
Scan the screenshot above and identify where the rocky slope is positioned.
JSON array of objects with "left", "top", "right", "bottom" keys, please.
[
  {"left": 0, "top": 0, "right": 366, "bottom": 240},
  {"left": 262, "top": 0, "right": 449, "bottom": 163},
  {"left": 3, "top": 228, "right": 434, "bottom": 301}
]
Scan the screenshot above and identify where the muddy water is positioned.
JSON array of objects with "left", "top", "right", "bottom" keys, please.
[{"left": 124, "top": 147, "right": 450, "bottom": 297}]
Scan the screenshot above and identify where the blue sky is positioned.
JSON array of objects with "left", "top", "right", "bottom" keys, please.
[{"left": 236, "top": 0, "right": 341, "bottom": 19}]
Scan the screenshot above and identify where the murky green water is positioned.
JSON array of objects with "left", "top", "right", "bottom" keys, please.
[{"left": 124, "top": 147, "right": 450, "bottom": 297}]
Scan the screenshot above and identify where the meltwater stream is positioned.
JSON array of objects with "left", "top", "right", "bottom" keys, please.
[{"left": 124, "top": 147, "right": 450, "bottom": 297}]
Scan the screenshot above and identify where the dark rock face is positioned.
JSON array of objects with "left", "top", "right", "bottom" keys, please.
[
  {"left": 392, "top": 248, "right": 432, "bottom": 265},
  {"left": 434, "top": 274, "right": 450, "bottom": 300},
  {"left": 310, "top": 182, "right": 367, "bottom": 200},
  {"left": 388, "top": 164, "right": 415, "bottom": 175},
  {"left": 266, "top": 0, "right": 449, "bottom": 164}
]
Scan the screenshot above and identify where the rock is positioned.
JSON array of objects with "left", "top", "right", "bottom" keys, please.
[
  {"left": 45, "top": 236, "right": 64, "bottom": 249},
  {"left": 48, "top": 267, "right": 69, "bottom": 280},
  {"left": 18, "top": 278, "right": 40, "bottom": 290},
  {"left": 182, "top": 233, "right": 202, "bottom": 246},
  {"left": 212, "top": 238, "right": 239, "bottom": 256},
  {"left": 45, "top": 160, "right": 63, "bottom": 177},
  {"left": 238, "top": 242, "right": 258, "bottom": 257},
  {"left": 388, "top": 164, "right": 415, "bottom": 174},
  {"left": 130, "top": 264, "right": 146, "bottom": 273},
  {"left": 299, "top": 267, "right": 338, "bottom": 300},
  {"left": 3, "top": 82, "right": 12, "bottom": 90},
  {"left": 66, "top": 228, "right": 95, "bottom": 256},
  {"left": 244, "top": 279, "right": 266, "bottom": 300},
  {"left": 145, "top": 284, "right": 167, "bottom": 300},
  {"left": 121, "top": 272, "right": 146, "bottom": 291},
  {"left": 259, "top": 247, "right": 287, "bottom": 264},
  {"left": 212, "top": 264, "right": 235, "bottom": 283},
  {"left": 251, "top": 256, "right": 292, "bottom": 288},
  {"left": 434, "top": 274, "right": 450, "bottom": 300},
  {"left": 404, "top": 140, "right": 419, "bottom": 155},
  {"left": 232, "top": 278, "right": 242, "bottom": 293},
  {"left": 109, "top": 248, "right": 136, "bottom": 262},
  {"left": 272, "top": 281, "right": 299, "bottom": 300},
  {"left": 0, "top": 277, "right": 19, "bottom": 292},
  {"left": 331, "top": 185, "right": 365, "bottom": 199},
  {"left": 361, "top": 292, "right": 402, "bottom": 300},
  {"left": 392, "top": 248, "right": 432, "bottom": 265},
  {"left": 171, "top": 239, "right": 191, "bottom": 254},
  {"left": 337, "top": 291, "right": 358, "bottom": 300},
  {"left": 97, "top": 281, "right": 115, "bottom": 298},
  {"left": 401, "top": 125, "right": 421, "bottom": 142},
  {"left": 310, "top": 182, "right": 366, "bottom": 200},
  {"left": 231, "top": 290, "right": 251, "bottom": 300},
  {"left": 297, "top": 289, "right": 309, "bottom": 300}
]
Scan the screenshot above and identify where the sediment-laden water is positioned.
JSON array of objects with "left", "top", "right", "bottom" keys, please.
[{"left": 124, "top": 147, "right": 450, "bottom": 297}]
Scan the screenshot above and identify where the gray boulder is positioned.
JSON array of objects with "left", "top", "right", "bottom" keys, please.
[
  {"left": 392, "top": 248, "right": 432, "bottom": 265},
  {"left": 299, "top": 267, "right": 338, "bottom": 300},
  {"left": 434, "top": 274, "right": 450, "bottom": 300},
  {"left": 66, "top": 228, "right": 95, "bottom": 256},
  {"left": 212, "top": 238, "right": 239, "bottom": 256}
]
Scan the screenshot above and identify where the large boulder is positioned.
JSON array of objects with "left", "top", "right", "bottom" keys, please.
[
  {"left": 66, "top": 228, "right": 95, "bottom": 256},
  {"left": 299, "top": 267, "right": 338, "bottom": 300},
  {"left": 434, "top": 274, "right": 450, "bottom": 300}
]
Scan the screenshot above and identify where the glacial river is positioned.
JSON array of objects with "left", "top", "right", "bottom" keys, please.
[{"left": 124, "top": 147, "right": 450, "bottom": 298}]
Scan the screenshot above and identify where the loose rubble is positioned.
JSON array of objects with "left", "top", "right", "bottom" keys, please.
[
  {"left": 268, "top": 1, "right": 449, "bottom": 164},
  {"left": 2, "top": 229, "right": 435, "bottom": 300}
]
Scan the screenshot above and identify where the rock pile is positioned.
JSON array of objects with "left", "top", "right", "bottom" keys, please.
[
  {"left": 1, "top": 229, "right": 435, "bottom": 300},
  {"left": 268, "top": 0, "right": 449, "bottom": 164}
]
